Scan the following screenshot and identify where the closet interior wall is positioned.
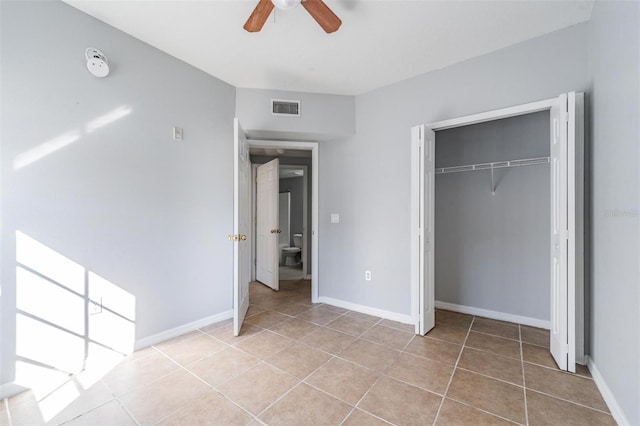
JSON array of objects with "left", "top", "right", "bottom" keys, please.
[{"left": 434, "top": 111, "right": 551, "bottom": 322}]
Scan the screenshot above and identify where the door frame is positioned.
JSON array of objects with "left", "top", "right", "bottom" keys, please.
[
  {"left": 248, "top": 140, "right": 320, "bottom": 303},
  {"left": 410, "top": 94, "right": 584, "bottom": 367}
]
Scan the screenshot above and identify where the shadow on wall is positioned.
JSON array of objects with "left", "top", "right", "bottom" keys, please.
[{"left": 13, "top": 231, "right": 135, "bottom": 423}]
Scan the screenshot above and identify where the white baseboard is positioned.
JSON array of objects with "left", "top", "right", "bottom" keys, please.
[
  {"left": 435, "top": 301, "right": 550, "bottom": 329},
  {"left": 585, "top": 355, "right": 630, "bottom": 425},
  {"left": 134, "top": 310, "right": 233, "bottom": 351},
  {"left": 318, "top": 297, "right": 413, "bottom": 324},
  {"left": 0, "top": 382, "right": 27, "bottom": 400}
]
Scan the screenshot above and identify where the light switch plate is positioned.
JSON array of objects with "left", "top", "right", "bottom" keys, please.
[
  {"left": 173, "top": 126, "right": 183, "bottom": 141},
  {"left": 330, "top": 213, "right": 340, "bottom": 224}
]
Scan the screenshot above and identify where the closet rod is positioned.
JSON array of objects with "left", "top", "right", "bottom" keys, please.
[{"left": 435, "top": 156, "right": 550, "bottom": 175}]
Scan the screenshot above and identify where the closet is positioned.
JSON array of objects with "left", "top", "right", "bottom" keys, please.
[
  {"left": 411, "top": 93, "right": 584, "bottom": 373},
  {"left": 434, "top": 111, "right": 550, "bottom": 323}
]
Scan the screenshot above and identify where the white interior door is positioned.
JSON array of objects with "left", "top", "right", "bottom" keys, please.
[
  {"left": 549, "top": 93, "right": 577, "bottom": 372},
  {"left": 412, "top": 125, "right": 435, "bottom": 335},
  {"left": 233, "top": 118, "right": 251, "bottom": 336},
  {"left": 256, "top": 159, "right": 280, "bottom": 290}
]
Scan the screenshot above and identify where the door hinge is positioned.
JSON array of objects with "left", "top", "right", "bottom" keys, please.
[
  {"left": 562, "top": 343, "right": 569, "bottom": 355},
  {"left": 561, "top": 230, "right": 569, "bottom": 240}
]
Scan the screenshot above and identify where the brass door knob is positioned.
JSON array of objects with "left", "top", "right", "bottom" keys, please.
[{"left": 240, "top": 234, "right": 247, "bottom": 241}]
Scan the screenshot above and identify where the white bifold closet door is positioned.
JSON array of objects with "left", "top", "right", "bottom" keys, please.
[
  {"left": 411, "top": 125, "right": 435, "bottom": 335},
  {"left": 550, "top": 92, "right": 580, "bottom": 373}
]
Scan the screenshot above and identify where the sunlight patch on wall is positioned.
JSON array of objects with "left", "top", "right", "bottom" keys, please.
[
  {"left": 89, "top": 271, "right": 135, "bottom": 321},
  {"left": 12, "top": 130, "right": 81, "bottom": 170},
  {"left": 14, "top": 231, "right": 136, "bottom": 420},
  {"left": 14, "top": 361, "right": 70, "bottom": 402},
  {"left": 16, "top": 231, "right": 84, "bottom": 295},
  {"left": 13, "top": 105, "right": 132, "bottom": 170},
  {"left": 16, "top": 266, "right": 85, "bottom": 335},
  {"left": 85, "top": 105, "right": 132, "bottom": 134},
  {"left": 16, "top": 314, "right": 85, "bottom": 374}
]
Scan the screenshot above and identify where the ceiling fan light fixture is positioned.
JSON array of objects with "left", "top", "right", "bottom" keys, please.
[{"left": 271, "top": 0, "right": 301, "bottom": 10}]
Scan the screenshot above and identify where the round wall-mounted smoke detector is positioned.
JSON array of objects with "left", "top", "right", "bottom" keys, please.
[{"left": 85, "top": 48, "right": 109, "bottom": 78}]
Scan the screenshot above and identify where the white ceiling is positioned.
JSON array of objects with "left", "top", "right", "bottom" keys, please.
[{"left": 63, "top": 0, "right": 593, "bottom": 96}]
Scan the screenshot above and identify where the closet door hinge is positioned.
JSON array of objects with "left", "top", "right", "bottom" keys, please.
[{"left": 561, "top": 230, "right": 569, "bottom": 240}]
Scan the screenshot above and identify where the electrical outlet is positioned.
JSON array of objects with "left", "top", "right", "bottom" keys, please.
[
  {"left": 365, "top": 270, "right": 372, "bottom": 281},
  {"left": 90, "top": 297, "right": 103, "bottom": 315}
]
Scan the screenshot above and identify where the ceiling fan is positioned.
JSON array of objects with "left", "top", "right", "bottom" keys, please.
[{"left": 244, "top": 0, "right": 342, "bottom": 33}]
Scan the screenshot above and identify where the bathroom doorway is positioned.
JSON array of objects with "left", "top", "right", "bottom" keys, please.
[
  {"left": 248, "top": 140, "right": 318, "bottom": 302},
  {"left": 278, "top": 165, "right": 308, "bottom": 281}
]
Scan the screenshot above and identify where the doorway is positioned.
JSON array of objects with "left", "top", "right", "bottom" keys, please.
[
  {"left": 276, "top": 165, "right": 308, "bottom": 281},
  {"left": 410, "top": 93, "right": 584, "bottom": 372},
  {"left": 247, "top": 140, "right": 319, "bottom": 304}
]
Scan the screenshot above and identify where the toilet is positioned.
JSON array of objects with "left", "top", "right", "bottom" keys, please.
[{"left": 281, "top": 233, "right": 303, "bottom": 266}]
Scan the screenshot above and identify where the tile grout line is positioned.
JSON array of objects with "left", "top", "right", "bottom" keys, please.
[
  {"left": 244, "top": 309, "right": 386, "bottom": 424},
  {"left": 524, "top": 388, "right": 614, "bottom": 416},
  {"left": 114, "top": 396, "right": 141, "bottom": 426},
  {"left": 443, "top": 395, "right": 523, "bottom": 425},
  {"left": 147, "top": 342, "right": 262, "bottom": 425},
  {"left": 431, "top": 316, "right": 475, "bottom": 425},
  {"left": 339, "top": 375, "right": 385, "bottom": 426},
  {"left": 453, "top": 366, "right": 525, "bottom": 388},
  {"left": 520, "top": 324, "right": 530, "bottom": 426},
  {"left": 244, "top": 308, "right": 354, "bottom": 423}
]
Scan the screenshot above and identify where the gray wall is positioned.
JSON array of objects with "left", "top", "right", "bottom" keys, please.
[
  {"left": 587, "top": 1, "right": 640, "bottom": 424},
  {"left": 435, "top": 112, "right": 550, "bottom": 320},
  {"left": 236, "top": 88, "right": 355, "bottom": 141},
  {"left": 1, "top": 1, "right": 235, "bottom": 387},
  {"left": 280, "top": 176, "right": 305, "bottom": 246},
  {"left": 319, "top": 23, "right": 588, "bottom": 315}
]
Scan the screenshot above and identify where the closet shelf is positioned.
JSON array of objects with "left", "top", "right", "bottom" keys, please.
[
  {"left": 435, "top": 156, "right": 550, "bottom": 195},
  {"left": 435, "top": 156, "right": 550, "bottom": 175}
]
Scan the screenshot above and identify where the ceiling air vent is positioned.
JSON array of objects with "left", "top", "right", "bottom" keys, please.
[{"left": 272, "top": 99, "right": 301, "bottom": 117}]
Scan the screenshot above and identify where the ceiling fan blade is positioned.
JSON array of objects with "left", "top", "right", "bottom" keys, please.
[
  {"left": 244, "top": 0, "right": 274, "bottom": 32},
  {"left": 302, "top": 0, "right": 342, "bottom": 33}
]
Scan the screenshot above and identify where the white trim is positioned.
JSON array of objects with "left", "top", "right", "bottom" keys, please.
[
  {"left": 319, "top": 296, "right": 413, "bottom": 324},
  {"left": 134, "top": 310, "right": 233, "bottom": 351},
  {"left": 248, "top": 140, "right": 319, "bottom": 303},
  {"left": 585, "top": 355, "right": 630, "bottom": 426},
  {"left": 435, "top": 301, "right": 550, "bottom": 330},
  {"left": 425, "top": 97, "right": 556, "bottom": 131},
  {"left": 0, "top": 382, "right": 28, "bottom": 400},
  {"left": 410, "top": 125, "right": 423, "bottom": 334}
]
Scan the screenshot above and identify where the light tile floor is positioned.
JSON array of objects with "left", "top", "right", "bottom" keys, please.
[{"left": 1, "top": 280, "right": 614, "bottom": 425}]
